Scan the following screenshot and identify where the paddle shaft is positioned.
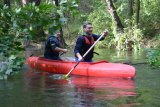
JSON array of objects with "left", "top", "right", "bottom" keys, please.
[{"left": 64, "top": 31, "right": 107, "bottom": 78}]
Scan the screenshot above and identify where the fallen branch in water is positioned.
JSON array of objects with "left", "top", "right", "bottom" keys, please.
[{"left": 114, "top": 61, "right": 148, "bottom": 65}]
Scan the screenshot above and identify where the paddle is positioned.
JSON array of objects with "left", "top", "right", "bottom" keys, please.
[{"left": 63, "top": 29, "right": 108, "bottom": 79}]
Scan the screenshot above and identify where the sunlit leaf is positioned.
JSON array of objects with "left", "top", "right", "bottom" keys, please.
[
  {"left": 15, "top": 8, "right": 21, "bottom": 13},
  {"left": 9, "top": 55, "right": 16, "bottom": 60},
  {"left": 6, "top": 69, "right": 12, "bottom": 75}
]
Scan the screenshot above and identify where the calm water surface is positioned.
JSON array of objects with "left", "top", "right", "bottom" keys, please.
[{"left": 0, "top": 48, "right": 160, "bottom": 107}]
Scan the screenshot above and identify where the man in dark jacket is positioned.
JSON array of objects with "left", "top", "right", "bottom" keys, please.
[
  {"left": 44, "top": 32, "right": 68, "bottom": 60},
  {"left": 74, "top": 22, "right": 108, "bottom": 62}
]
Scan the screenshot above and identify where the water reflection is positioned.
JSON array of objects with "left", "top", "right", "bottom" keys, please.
[
  {"left": 25, "top": 71, "right": 137, "bottom": 107},
  {"left": 70, "top": 76, "right": 137, "bottom": 107}
]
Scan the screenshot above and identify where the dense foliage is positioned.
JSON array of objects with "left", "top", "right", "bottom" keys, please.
[
  {"left": 73, "top": 0, "right": 160, "bottom": 67},
  {"left": 0, "top": 4, "right": 24, "bottom": 79},
  {"left": 0, "top": 1, "right": 78, "bottom": 79},
  {"left": 146, "top": 47, "right": 160, "bottom": 68}
]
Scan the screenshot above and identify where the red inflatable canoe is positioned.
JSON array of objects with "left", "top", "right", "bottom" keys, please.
[{"left": 27, "top": 56, "right": 136, "bottom": 78}]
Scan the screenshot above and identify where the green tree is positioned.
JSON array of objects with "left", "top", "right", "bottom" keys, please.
[{"left": 0, "top": 0, "right": 79, "bottom": 79}]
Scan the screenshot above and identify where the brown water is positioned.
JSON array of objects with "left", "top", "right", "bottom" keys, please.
[{"left": 0, "top": 48, "right": 160, "bottom": 107}]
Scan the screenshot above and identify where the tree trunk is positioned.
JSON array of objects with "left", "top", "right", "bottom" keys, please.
[
  {"left": 22, "top": 0, "right": 27, "bottom": 6},
  {"left": 135, "top": 0, "right": 140, "bottom": 26},
  {"left": 128, "top": 0, "right": 134, "bottom": 27},
  {"left": 54, "top": 0, "right": 66, "bottom": 47},
  {"left": 31, "top": 0, "right": 41, "bottom": 6},
  {"left": 105, "top": 0, "right": 124, "bottom": 32},
  {"left": 4, "top": 0, "right": 10, "bottom": 7},
  {"left": 22, "top": 0, "right": 41, "bottom": 6},
  {"left": 54, "top": 0, "right": 59, "bottom": 6},
  {"left": 128, "top": 0, "right": 133, "bottom": 19}
]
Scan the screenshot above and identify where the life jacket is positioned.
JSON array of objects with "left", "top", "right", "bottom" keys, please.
[{"left": 83, "top": 36, "right": 94, "bottom": 45}]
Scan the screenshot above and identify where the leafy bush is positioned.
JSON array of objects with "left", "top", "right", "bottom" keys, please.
[
  {"left": 0, "top": 55, "right": 23, "bottom": 79},
  {"left": 0, "top": 4, "right": 25, "bottom": 79},
  {"left": 146, "top": 48, "right": 160, "bottom": 68},
  {"left": 114, "top": 25, "right": 143, "bottom": 50}
]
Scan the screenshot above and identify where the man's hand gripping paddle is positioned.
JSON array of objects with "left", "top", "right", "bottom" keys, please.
[{"left": 63, "top": 29, "right": 108, "bottom": 79}]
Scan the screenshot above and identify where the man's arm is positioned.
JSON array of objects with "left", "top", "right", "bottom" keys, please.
[
  {"left": 54, "top": 47, "right": 68, "bottom": 53},
  {"left": 50, "top": 37, "right": 68, "bottom": 53},
  {"left": 74, "top": 37, "right": 83, "bottom": 60}
]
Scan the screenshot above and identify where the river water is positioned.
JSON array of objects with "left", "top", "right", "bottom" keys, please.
[{"left": 0, "top": 48, "right": 160, "bottom": 107}]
